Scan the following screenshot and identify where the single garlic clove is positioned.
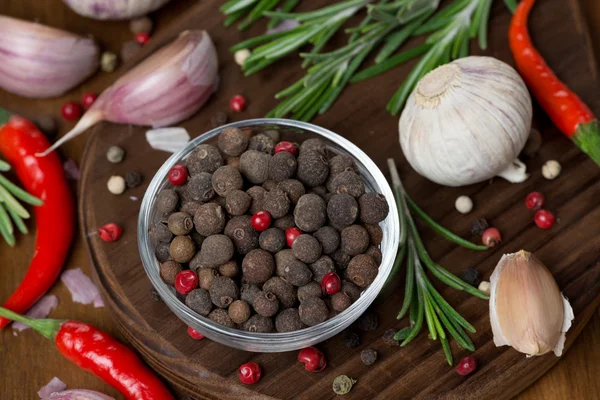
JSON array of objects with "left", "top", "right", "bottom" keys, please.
[
  {"left": 62, "top": 0, "right": 172, "bottom": 20},
  {"left": 490, "top": 250, "right": 574, "bottom": 357}
]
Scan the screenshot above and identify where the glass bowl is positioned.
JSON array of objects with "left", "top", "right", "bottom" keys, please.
[{"left": 138, "top": 118, "right": 399, "bottom": 352}]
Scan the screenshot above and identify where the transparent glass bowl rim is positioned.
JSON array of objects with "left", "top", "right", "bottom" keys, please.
[{"left": 138, "top": 118, "right": 400, "bottom": 352}]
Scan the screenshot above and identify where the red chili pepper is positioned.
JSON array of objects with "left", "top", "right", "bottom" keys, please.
[
  {"left": 509, "top": 0, "right": 600, "bottom": 166},
  {"left": 0, "top": 307, "right": 174, "bottom": 400},
  {"left": 0, "top": 114, "right": 75, "bottom": 329}
]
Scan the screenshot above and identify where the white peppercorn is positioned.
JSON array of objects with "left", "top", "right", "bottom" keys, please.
[{"left": 107, "top": 175, "right": 126, "bottom": 195}]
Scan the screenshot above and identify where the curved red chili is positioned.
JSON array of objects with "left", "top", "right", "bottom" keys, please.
[
  {"left": 0, "top": 114, "right": 75, "bottom": 329},
  {"left": 509, "top": 0, "right": 600, "bottom": 166},
  {"left": 0, "top": 307, "right": 175, "bottom": 400}
]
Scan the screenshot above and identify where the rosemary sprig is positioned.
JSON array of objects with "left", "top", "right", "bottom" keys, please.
[
  {"left": 220, "top": 0, "right": 296, "bottom": 30},
  {"left": 388, "top": 158, "right": 487, "bottom": 365},
  {"left": 0, "top": 162, "right": 43, "bottom": 246}
]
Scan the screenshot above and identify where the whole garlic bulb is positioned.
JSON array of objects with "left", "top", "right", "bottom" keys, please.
[
  {"left": 490, "top": 250, "right": 574, "bottom": 357},
  {"left": 62, "top": 0, "right": 172, "bottom": 20},
  {"left": 399, "top": 56, "right": 532, "bottom": 187}
]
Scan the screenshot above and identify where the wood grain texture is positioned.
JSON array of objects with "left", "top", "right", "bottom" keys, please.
[{"left": 0, "top": 1, "right": 599, "bottom": 399}]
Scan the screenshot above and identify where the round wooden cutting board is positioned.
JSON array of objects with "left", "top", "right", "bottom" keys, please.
[{"left": 78, "top": 1, "right": 600, "bottom": 399}]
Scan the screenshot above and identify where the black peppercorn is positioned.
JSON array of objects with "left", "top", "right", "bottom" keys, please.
[
  {"left": 159, "top": 260, "right": 182, "bottom": 285},
  {"left": 242, "top": 249, "right": 275, "bottom": 284},
  {"left": 228, "top": 300, "right": 251, "bottom": 324},
  {"left": 240, "top": 283, "right": 261, "bottom": 306},
  {"left": 169, "top": 236, "right": 196, "bottom": 263},
  {"left": 331, "top": 292, "right": 352, "bottom": 312},
  {"left": 297, "top": 150, "right": 329, "bottom": 187},
  {"left": 297, "top": 281, "right": 323, "bottom": 302},
  {"left": 225, "top": 215, "right": 260, "bottom": 255},
  {"left": 273, "top": 215, "right": 296, "bottom": 231},
  {"left": 299, "top": 138, "right": 326, "bottom": 155},
  {"left": 181, "top": 201, "right": 202, "bottom": 217},
  {"left": 309, "top": 256, "right": 335, "bottom": 284},
  {"left": 149, "top": 221, "right": 173, "bottom": 244},
  {"left": 263, "top": 188, "right": 291, "bottom": 219},
  {"left": 269, "top": 151, "right": 297, "bottom": 182},
  {"left": 218, "top": 260, "right": 239, "bottom": 278},
  {"left": 341, "top": 280, "right": 362, "bottom": 302},
  {"left": 299, "top": 296, "right": 328, "bottom": 326},
  {"left": 156, "top": 189, "right": 179, "bottom": 213},
  {"left": 125, "top": 171, "right": 142, "bottom": 188},
  {"left": 461, "top": 268, "right": 481, "bottom": 287},
  {"left": 212, "top": 166, "right": 243, "bottom": 197},
  {"left": 168, "top": 212, "right": 194, "bottom": 235},
  {"left": 210, "top": 112, "right": 228, "bottom": 128},
  {"left": 262, "top": 276, "right": 297, "bottom": 309},
  {"left": 187, "top": 144, "right": 223, "bottom": 174},
  {"left": 278, "top": 179, "right": 305, "bottom": 204},
  {"left": 341, "top": 225, "right": 370, "bottom": 256},
  {"left": 331, "top": 249, "right": 351, "bottom": 270},
  {"left": 253, "top": 291, "right": 279, "bottom": 317},
  {"left": 294, "top": 194, "right": 326, "bottom": 232},
  {"left": 470, "top": 218, "right": 489, "bottom": 236},
  {"left": 240, "top": 150, "right": 270, "bottom": 184},
  {"left": 327, "top": 194, "right": 359, "bottom": 228},
  {"left": 185, "top": 288, "right": 213, "bottom": 316},
  {"left": 226, "top": 156, "right": 241, "bottom": 170},
  {"left": 365, "top": 245, "right": 382, "bottom": 266},
  {"left": 275, "top": 308, "right": 305, "bottom": 332},
  {"left": 154, "top": 242, "right": 171, "bottom": 262},
  {"left": 208, "top": 309, "right": 235, "bottom": 328},
  {"left": 182, "top": 172, "right": 215, "bottom": 203},
  {"left": 292, "top": 234, "right": 322, "bottom": 264},
  {"left": 360, "top": 349, "right": 378, "bottom": 365},
  {"left": 343, "top": 330, "right": 360, "bottom": 348},
  {"left": 225, "top": 190, "right": 251, "bottom": 216},
  {"left": 357, "top": 311, "right": 378, "bottom": 332},
  {"left": 242, "top": 314, "right": 274, "bottom": 333},
  {"left": 198, "top": 234, "right": 234, "bottom": 267},
  {"left": 193, "top": 203, "right": 226, "bottom": 236},
  {"left": 347, "top": 254, "right": 378, "bottom": 288},
  {"left": 249, "top": 133, "right": 275, "bottom": 154},
  {"left": 359, "top": 193, "right": 389, "bottom": 225},
  {"left": 218, "top": 127, "right": 248, "bottom": 157},
  {"left": 363, "top": 223, "right": 383, "bottom": 246},
  {"left": 209, "top": 276, "right": 239, "bottom": 308},
  {"left": 382, "top": 329, "right": 400, "bottom": 347},
  {"left": 330, "top": 171, "right": 365, "bottom": 198},
  {"left": 198, "top": 268, "right": 219, "bottom": 290},
  {"left": 259, "top": 228, "right": 286, "bottom": 253},
  {"left": 313, "top": 226, "right": 340, "bottom": 255}
]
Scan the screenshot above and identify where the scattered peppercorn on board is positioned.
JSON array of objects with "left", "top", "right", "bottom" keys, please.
[{"left": 77, "top": 0, "right": 600, "bottom": 399}]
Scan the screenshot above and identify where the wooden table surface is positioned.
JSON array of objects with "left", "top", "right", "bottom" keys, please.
[{"left": 0, "top": 1, "right": 598, "bottom": 399}]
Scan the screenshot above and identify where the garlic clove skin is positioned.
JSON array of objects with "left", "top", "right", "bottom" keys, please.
[
  {"left": 399, "top": 56, "right": 532, "bottom": 187},
  {"left": 62, "top": 0, "right": 172, "bottom": 20},
  {"left": 0, "top": 16, "right": 99, "bottom": 99},
  {"left": 490, "top": 250, "right": 574, "bottom": 357}
]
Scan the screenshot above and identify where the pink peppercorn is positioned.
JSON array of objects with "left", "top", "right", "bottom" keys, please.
[
  {"left": 168, "top": 165, "right": 188, "bottom": 186},
  {"left": 230, "top": 95, "right": 247, "bottom": 112},
  {"left": 525, "top": 192, "right": 545, "bottom": 210},
  {"left": 456, "top": 356, "right": 477, "bottom": 376},
  {"left": 534, "top": 209, "right": 555, "bottom": 229},
  {"left": 98, "top": 223, "right": 122, "bottom": 242}
]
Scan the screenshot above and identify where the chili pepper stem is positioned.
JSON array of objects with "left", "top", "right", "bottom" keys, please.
[
  {"left": 572, "top": 120, "right": 600, "bottom": 167},
  {"left": 0, "top": 108, "right": 10, "bottom": 126},
  {"left": 0, "top": 307, "right": 63, "bottom": 339}
]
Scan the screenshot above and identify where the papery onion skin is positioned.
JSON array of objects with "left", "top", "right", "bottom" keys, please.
[
  {"left": 62, "top": 0, "right": 172, "bottom": 20},
  {"left": 0, "top": 16, "right": 99, "bottom": 99},
  {"left": 45, "top": 389, "right": 115, "bottom": 400},
  {"left": 399, "top": 56, "right": 532, "bottom": 187}
]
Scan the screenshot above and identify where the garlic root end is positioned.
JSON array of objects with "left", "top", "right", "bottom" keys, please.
[
  {"left": 36, "top": 110, "right": 105, "bottom": 157},
  {"left": 497, "top": 158, "right": 529, "bottom": 183}
]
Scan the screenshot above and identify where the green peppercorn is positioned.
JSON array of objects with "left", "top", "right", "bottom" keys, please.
[{"left": 332, "top": 375, "right": 356, "bottom": 395}]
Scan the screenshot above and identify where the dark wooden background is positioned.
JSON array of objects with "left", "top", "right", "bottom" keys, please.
[{"left": 0, "top": 1, "right": 599, "bottom": 399}]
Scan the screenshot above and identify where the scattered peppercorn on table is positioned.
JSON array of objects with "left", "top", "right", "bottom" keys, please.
[{"left": 1, "top": 0, "right": 600, "bottom": 399}]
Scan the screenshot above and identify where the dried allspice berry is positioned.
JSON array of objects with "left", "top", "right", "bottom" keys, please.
[
  {"left": 300, "top": 138, "right": 326, "bottom": 154},
  {"left": 259, "top": 228, "right": 286, "bottom": 253},
  {"left": 218, "top": 261, "right": 239, "bottom": 278},
  {"left": 208, "top": 309, "right": 235, "bottom": 328},
  {"left": 185, "top": 288, "right": 213, "bottom": 316},
  {"left": 159, "top": 260, "right": 182, "bottom": 285},
  {"left": 360, "top": 349, "right": 378, "bottom": 365},
  {"left": 194, "top": 203, "right": 226, "bottom": 236},
  {"left": 331, "top": 171, "right": 365, "bottom": 198},
  {"left": 187, "top": 144, "right": 223, "bottom": 174},
  {"left": 294, "top": 194, "right": 326, "bottom": 232},
  {"left": 240, "top": 150, "right": 270, "bottom": 184},
  {"left": 261, "top": 179, "right": 276, "bottom": 191},
  {"left": 327, "top": 194, "right": 359, "bottom": 228},
  {"left": 263, "top": 188, "right": 291, "bottom": 219},
  {"left": 149, "top": 221, "right": 173, "bottom": 244},
  {"left": 297, "top": 150, "right": 329, "bottom": 187},
  {"left": 169, "top": 236, "right": 196, "bottom": 263},
  {"left": 341, "top": 225, "right": 370, "bottom": 256},
  {"left": 273, "top": 215, "right": 296, "bottom": 231},
  {"left": 269, "top": 151, "right": 297, "bottom": 182},
  {"left": 275, "top": 308, "right": 305, "bottom": 332},
  {"left": 331, "top": 292, "right": 352, "bottom": 312},
  {"left": 218, "top": 127, "right": 248, "bottom": 157},
  {"left": 347, "top": 254, "right": 378, "bottom": 288},
  {"left": 331, "top": 249, "right": 351, "bottom": 270},
  {"left": 210, "top": 112, "right": 228, "bottom": 128},
  {"left": 242, "top": 249, "right": 275, "bottom": 284},
  {"left": 341, "top": 280, "right": 362, "bottom": 302},
  {"left": 343, "top": 331, "right": 360, "bottom": 348},
  {"left": 249, "top": 133, "right": 275, "bottom": 154},
  {"left": 363, "top": 223, "right": 383, "bottom": 246},
  {"left": 274, "top": 249, "right": 297, "bottom": 276},
  {"left": 313, "top": 226, "right": 340, "bottom": 255},
  {"left": 198, "top": 268, "right": 219, "bottom": 289},
  {"left": 225, "top": 190, "right": 251, "bottom": 216},
  {"left": 262, "top": 276, "right": 297, "bottom": 309},
  {"left": 240, "top": 283, "right": 261, "bottom": 305},
  {"left": 181, "top": 201, "right": 201, "bottom": 217},
  {"left": 297, "top": 281, "right": 323, "bottom": 302},
  {"left": 357, "top": 311, "right": 378, "bottom": 332},
  {"left": 242, "top": 314, "right": 274, "bottom": 333},
  {"left": 358, "top": 193, "right": 389, "bottom": 224},
  {"left": 228, "top": 300, "right": 251, "bottom": 324},
  {"left": 253, "top": 291, "right": 279, "bottom": 317},
  {"left": 282, "top": 258, "right": 312, "bottom": 287},
  {"left": 226, "top": 156, "right": 240, "bottom": 170},
  {"left": 209, "top": 276, "right": 239, "bottom": 308},
  {"left": 292, "top": 234, "right": 322, "bottom": 264},
  {"left": 212, "top": 166, "right": 243, "bottom": 197},
  {"left": 155, "top": 242, "right": 171, "bottom": 262},
  {"left": 299, "top": 296, "right": 328, "bottom": 326},
  {"left": 225, "top": 215, "right": 259, "bottom": 255},
  {"left": 309, "top": 256, "right": 335, "bottom": 283},
  {"left": 329, "top": 154, "right": 355, "bottom": 177},
  {"left": 156, "top": 189, "right": 179, "bottom": 213},
  {"left": 168, "top": 212, "right": 194, "bottom": 235},
  {"left": 182, "top": 172, "right": 214, "bottom": 203},
  {"left": 365, "top": 246, "right": 382, "bottom": 266},
  {"left": 199, "top": 235, "right": 234, "bottom": 267},
  {"left": 278, "top": 179, "right": 305, "bottom": 204}
]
